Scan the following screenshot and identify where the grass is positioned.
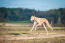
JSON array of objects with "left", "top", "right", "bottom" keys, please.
[
  {"left": 0, "top": 26, "right": 65, "bottom": 43},
  {"left": 0, "top": 37, "right": 65, "bottom": 43},
  {"left": 0, "top": 20, "right": 30, "bottom": 24},
  {"left": 0, "top": 26, "right": 65, "bottom": 35},
  {"left": 0, "top": 31, "right": 8, "bottom": 35}
]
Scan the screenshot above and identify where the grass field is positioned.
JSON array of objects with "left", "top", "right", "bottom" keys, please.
[
  {"left": 0, "top": 26, "right": 65, "bottom": 34},
  {"left": 0, "top": 20, "right": 30, "bottom": 24},
  {"left": 0, "top": 24, "right": 65, "bottom": 43}
]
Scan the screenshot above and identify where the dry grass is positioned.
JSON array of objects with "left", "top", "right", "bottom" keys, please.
[
  {"left": 0, "top": 26, "right": 65, "bottom": 35},
  {"left": 0, "top": 37, "right": 65, "bottom": 43},
  {"left": 0, "top": 26, "right": 65, "bottom": 43}
]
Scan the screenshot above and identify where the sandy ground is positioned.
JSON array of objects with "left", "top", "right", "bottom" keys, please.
[
  {"left": 0, "top": 23, "right": 32, "bottom": 26},
  {"left": 0, "top": 23, "right": 65, "bottom": 40},
  {"left": 0, "top": 33, "right": 65, "bottom": 40}
]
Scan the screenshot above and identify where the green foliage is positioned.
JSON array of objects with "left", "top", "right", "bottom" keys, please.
[
  {"left": 6, "top": 20, "right": 30, "bottom": 24},
  {"left": 0, "top": 7, "right": 65, "bottom": 25}
]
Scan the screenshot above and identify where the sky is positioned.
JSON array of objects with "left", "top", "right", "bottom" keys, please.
[{"left": 0, "top": 0, "right": 65, "bottom": 11}]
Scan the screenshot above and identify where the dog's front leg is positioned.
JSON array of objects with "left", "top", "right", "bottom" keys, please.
[
  {"left": 43, "top": 23, "right": 48, "bottom": 35},
  {"left": 30, "top": 22, "right": 37, "bottom": 31}
]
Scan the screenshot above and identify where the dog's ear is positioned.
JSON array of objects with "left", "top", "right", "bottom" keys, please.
[{"left": 31, "top": 16, "right": 34, "bottom": 17}]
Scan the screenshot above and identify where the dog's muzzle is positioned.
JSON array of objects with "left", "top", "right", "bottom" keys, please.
[{"left": 31, "top": 20, "right": 34, "bottom": 22}]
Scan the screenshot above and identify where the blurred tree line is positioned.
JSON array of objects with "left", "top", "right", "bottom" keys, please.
[{"left": 0, "top": 7, "right": 65, "bottom": 26}]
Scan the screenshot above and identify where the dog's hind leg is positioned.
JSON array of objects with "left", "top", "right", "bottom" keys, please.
[{"left": 45, "top": 21, "right": 53, "bottom": 31}]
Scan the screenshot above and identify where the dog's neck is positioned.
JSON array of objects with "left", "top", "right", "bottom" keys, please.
[{"left": 33, "top": 17, "right": 39, "bottom": 22}]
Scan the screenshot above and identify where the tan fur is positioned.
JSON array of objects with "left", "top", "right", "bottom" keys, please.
[{"left": 30, "top": 16, "right": 53, "bottom": 35}]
